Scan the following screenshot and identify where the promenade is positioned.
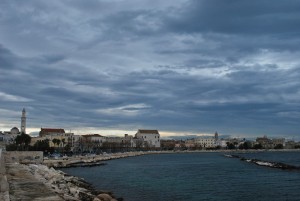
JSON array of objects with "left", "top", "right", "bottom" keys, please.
[
  {"left": 5, "top": 163, "right": 63, "bottom": 201},
  {"left": 0, "top": 148, "right": 62, "bottom": 201}
]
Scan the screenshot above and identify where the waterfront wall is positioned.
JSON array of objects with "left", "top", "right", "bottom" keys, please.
[
  {"left": 4, "top": 151, "right": 43, "bottom": 164},
  {"left": 0, "top": 149, "right": 9, "bottom": 193}
]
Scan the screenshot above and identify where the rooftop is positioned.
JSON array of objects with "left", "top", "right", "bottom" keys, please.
[
  {"left": 137, "top": 129, "right": 159, "bottom": 134},
  {"left": 40, "top": 128, "right": 65, "bottom": 133}
]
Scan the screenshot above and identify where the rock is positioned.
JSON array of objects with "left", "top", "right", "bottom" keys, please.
[
  {"left": 63, "top": 194, "right": 79, "bottom": 201},
  {"left": 69, "top": 186, "right": 79, "bottom": 196},
  {"left": 97, "top": 193, "right": 113, "bottom": 201},
  {"left": 93, "top": 198, "right": 102, "bottom": 201},
  {"left": 0, "top": 175, "right": 9, "bottom": 192}
]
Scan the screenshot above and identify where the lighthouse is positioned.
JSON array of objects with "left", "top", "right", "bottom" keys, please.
[{"left": 21, "top": 108, "right": 26, "bottom": 134}]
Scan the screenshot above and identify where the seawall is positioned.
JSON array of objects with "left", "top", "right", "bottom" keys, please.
[{"left": 0, "top": 149, "right": 9, "bottom": 201}]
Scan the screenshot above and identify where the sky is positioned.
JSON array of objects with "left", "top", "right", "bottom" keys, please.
[{"left": 0, "top": 0, "right": 300, "bottom": 139}]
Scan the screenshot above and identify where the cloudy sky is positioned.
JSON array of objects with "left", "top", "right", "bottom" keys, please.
[{"left": 1, "top": 0, "right": 300, "bottom": 138}]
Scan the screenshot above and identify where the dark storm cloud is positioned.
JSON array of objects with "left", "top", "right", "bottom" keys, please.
[
  {"left": 0, "top": 0, "right": 300, "bottom": 137},
  {"left": 0, "top": 45, "right": 18, "bottom": 69},
  {"left": 166, "top": 0, "right": 300, "bottom": 36}
]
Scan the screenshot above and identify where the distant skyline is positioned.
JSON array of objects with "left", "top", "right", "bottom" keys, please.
[{"left": 1, "top": 0, "right": 300, "bottom": 139}]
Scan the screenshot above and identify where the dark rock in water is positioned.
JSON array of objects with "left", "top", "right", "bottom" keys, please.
[
  {"left": 96, "top": 193, "right": 113, "bottom": 201},
  {"left": 251, "top": 159, "right": 300, "bottom": 171},
  {"left": 224, "top": 154, "right": 300, "bottom": 171},
  {"left": 60, "top": 162, "right": 107, "bottom": 168},
  {"left": 78, "top": 190, "right": 95, "bottom": 201},
  {"left": 224, "top": 154, "right": 240, "bottom": 158}
]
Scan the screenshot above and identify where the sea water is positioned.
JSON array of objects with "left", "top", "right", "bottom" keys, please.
[{"left": 62, "top": 152, "right": 300, "bottom": 201}]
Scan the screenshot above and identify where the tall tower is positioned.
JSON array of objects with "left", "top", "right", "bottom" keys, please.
[
  {"left": 21, "top": 108, "right": 26, "bottom": 134},
  {"left": 214, "top": 132, "right": 219, "bottom": 141}
]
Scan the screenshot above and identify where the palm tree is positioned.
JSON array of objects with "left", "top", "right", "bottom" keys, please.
[{"left": 52, "top": 138, "right": 61, "bottom": 147}]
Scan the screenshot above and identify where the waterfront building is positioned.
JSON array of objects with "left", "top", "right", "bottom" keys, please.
[
  {"left": 217, "top": 139, "right": 228, "bottom": 148},
  {"left": 195, "top": 137, "right": 216, "bottom": 148},
  {"left": 70, "top": 135, "right": 82, "bottom": 152},
  {"left": 0, "top": 132, "right": 15, "bottom": 148},
  {"left": 34, "top": 128, "right": 74, "bottom": 148},
  {"left": 195, "top": 133, "right": 219, "bottom": 148},
  {"left": 285, "top": 140, "right": 296, "bottom": 149},
  {"left": 272, "top": 138, "right": 285, "bottom": 147},
  {"left": 161, "top": 140, "right": 176, "bottom": 150},
  {"left": 47, "top": 132, "right": 74, "bottom": 148},
  {"left": 21, "top": 108, "right": 26, "bottom": 134},
  {"left": 185, "top": 139, "right": 196, "bottom": 149},
  {"left": 122, "top": 134, "right": 137, "bottom": 148},
  {"left": 256, "top": 136, "right": 272, "bottom": 148},
  {"left": 135, "top": 129, "right": 160, "bottom": 148},
  {"left": 79, "top": 134, "right": 107, "bottom": 153},
  {"left": 256, "top": 136, "right": 285, "bottom": 149},
  {"left": 81, "top": 134, "right": 106, "bottom": 144},
  {"left": 39, "top": 128, "right": 65, "bottom": 137}
]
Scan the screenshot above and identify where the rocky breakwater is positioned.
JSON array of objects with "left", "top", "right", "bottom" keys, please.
[
  {"left": 44, "top": 152, "right": 147, "bottom": 168},
  {"left": 28, "top": 164, "right": 96, "bottom": 200},
  {"left": 224, "top": 154, "right": 300, "bottom": 171},
  {"left": 28, "top": 163, "right": 121, "bottom": 201},
  {"left": 38, "top": 152, "right": 149, "bottom": 200}
]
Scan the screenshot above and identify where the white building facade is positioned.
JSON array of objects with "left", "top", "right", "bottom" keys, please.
[
  {"left": 135, "top": 129, "right": 160, "bottom": 148},
  {"left": 195, "top": 137, "right": 216, "bottom": 148}
]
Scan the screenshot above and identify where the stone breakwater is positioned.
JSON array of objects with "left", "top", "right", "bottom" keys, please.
[
  {"left": 43, "top": 150, "right": 246, "bottom": 168},
  {"left": 40, "top": 152, "right": 152, "bottom": 200},
  {"left": 43, "top": 150, "right": 300, "bottom": 168},
  {"left": 43, "top": 152, "right": 148, "bottom": 168},
  {"left": 3, "top": 152, "right": 151, "bottom": 201},
  {"left": 28, "top": 164, "right": 97, "bottom": 200},
  {"left": 6, "top": 162, "right": 122, "bottom": 201},
  {"left": 224, "top": 154, "right": 300, "bottom": 171}
]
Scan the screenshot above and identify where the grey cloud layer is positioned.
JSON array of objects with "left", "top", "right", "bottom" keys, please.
[{"left": 0, "top": 0, "right": 300, "bottom": 137}]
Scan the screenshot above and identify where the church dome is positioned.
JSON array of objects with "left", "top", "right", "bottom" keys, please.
[{"left": 11, "top": 127, "right": 20, "bottom": 135}]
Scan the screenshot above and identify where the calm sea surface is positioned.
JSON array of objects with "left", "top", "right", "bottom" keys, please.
[{"left": 62, "top": 152, "right": 300, "bottom": 201}]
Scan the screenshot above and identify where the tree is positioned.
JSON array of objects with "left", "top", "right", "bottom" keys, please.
[
  {"left": 274, "top": 144, "right": 283, "bottom": 149},
  {"left": 254, "top": 143, "right": 263, "bottom": 149},
  {"left": 32, "top": 139, "right": 51, "bottom": 153},
  {"left": 239, "top": 141, "right": 252, "bottom": 150},
  {"left": 64, "top": 143, "right": 71, "bottom": 153},
  {"left": 135, "top": 140, "right": 143, "bottom": 150},
  {"left": 52, "top": 138, "right": 61, "bottom": 147},
  {"left": 226, "top": 142, "right": 236, "bottom": 150},
  {"left": 238, "top": 143, "right": 244, "bottom": 150},
  {"left": 15, "top": 132, "right": 31, "bottom": 150}
]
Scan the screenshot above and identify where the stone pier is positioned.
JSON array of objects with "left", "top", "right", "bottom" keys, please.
[
  {"left": 0, "top": 150, "right": 64, "bottom": 201},
  {"left": 6, "top": 163, "right": 63, "bottom": 201}
]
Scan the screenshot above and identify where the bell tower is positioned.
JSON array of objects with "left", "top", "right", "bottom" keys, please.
[
  {"left": 21, "top": 108, "right": 26, "bottom": 134},
  {"left": 214, "top": 132, "right": 219, "bottom": 141}
]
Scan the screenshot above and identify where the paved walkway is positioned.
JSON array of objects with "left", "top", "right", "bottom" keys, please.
[{"left": 6, "top": 163, "right": 63, "bottom": 201}]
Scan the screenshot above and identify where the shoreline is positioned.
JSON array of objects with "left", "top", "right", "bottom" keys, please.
[
  {"left": 4, "top": 149, "right": 299, "bottom": 201},
  {"left": 43, "top": 149, "right": 300, "bottom": 168},
  {"left": 53, "top": 149, "right": 300, "bottom": 200}
]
